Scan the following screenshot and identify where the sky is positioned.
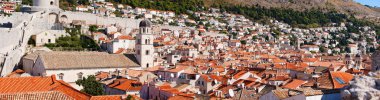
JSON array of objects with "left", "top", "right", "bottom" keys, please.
[{"left": 355, "top": 0, "right": 380, "bottom": 7}]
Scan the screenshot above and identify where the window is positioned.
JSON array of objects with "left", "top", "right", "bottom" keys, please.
[
  {"left": 145, "top": 39, "right": 148, "bottom": 44},
  {"left": 145, "top": 50, "right": 149, "bottom": 55},
  {"left": 77, "top": 72, "right": 83, "bottom": 79},
  {"left": 48, "top": 39, "right": 51, "bottom": 43},
  {"left": 174, "top": 56, "right": 178, "bottom": 58},
  {"left": 50, "top": 1, "right": 54, "bottom": 5},
  {"left": 146, "top": 63, "right": 149, "bottom": 68},
  {"left": 58, "top": 73, "right": 64, "bottom": 80},
  {"left": 137, "top": 39, "right": 141, "bottom": 44}
]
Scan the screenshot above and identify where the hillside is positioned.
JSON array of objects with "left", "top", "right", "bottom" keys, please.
[
  {"left": 373, "top": 8, "right": 380, "bottom": 13},
  {"left": 204, "top": 0, "right": 380, "bottom": 19}
]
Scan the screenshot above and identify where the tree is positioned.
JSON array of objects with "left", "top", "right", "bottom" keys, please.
[
  {"left": 78, "top": 0, "right": 90, "bottom": 5},
  {"left": 89, "top": 25, "right": 98, "bottom": 33},
  {"left": 15, "top": 5, "right": 21, "bottom": 12},
  {"left": 22, "top": 0, "right": 33, "bottom": 5},
  {"left": 319, "top": 46, "right": 326, "bottom": 53},
  {"left": 75, "top": 75, "right": 104, "bottom": 96},
  {"left": 126, "top": 95, "right": 134, "bottom": 100},
  {"left": 252, "top": 36, "right": 257, "bottom": 41},
  {"left": 240, "top": 40, "right": 247, "bottom": 45}
]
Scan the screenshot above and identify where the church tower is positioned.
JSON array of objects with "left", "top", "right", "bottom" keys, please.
[
  {"left": 354, "top": 53, "right": 362, "bottom": 69},
  {"left": 136, "top": 20, "right": 154, "bottom": 69},
  {"left": 344, "top": 54, "right": 352, "bottom": 69}
]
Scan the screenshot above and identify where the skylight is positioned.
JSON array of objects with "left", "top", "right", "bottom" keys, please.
[{"left": 335, "top": 77, "right": 345, "bottom": 84}]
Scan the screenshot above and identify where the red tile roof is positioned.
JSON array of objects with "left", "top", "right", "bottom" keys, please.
[
  {"left": 0, "top": 91, "right": 74, "bottom": 100},
  {"left": 107, "top": 78, "right": 142, "bottom": 91},
  {"left": 0, "top": 75, "right": 91, "bottom": 100},
  {"left": 90, "top": 95, "right": 122, "bottom": 100},
  {"left": 233, "top": 71, "right": 247, "bottom": 79},
  {"left": 5, "top": 69, "right": 26, "bottom": 77},
  {"left": 117, "top": 35, "right": 134, "bottom": 40},
  {"left": 282, "top": 79, "right": 307, "bottom": 89},
  {"left": 330, "top": 71, "right": 354, "bottom": 89},
  {"left": 168, "top": 95, "right": 194, "bottom": 100}
]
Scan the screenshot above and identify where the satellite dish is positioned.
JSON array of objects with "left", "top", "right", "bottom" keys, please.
[{"left": 229, "top": 89, "right": 235, "bottom": 97}]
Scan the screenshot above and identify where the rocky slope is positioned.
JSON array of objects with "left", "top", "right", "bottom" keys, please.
[{"left": 205, "top": 0, "right": 380, "bottom": 19}]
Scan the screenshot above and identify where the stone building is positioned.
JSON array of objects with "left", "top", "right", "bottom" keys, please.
[{"left": 22, "top": 51, "right": 140, "bottom": 89}]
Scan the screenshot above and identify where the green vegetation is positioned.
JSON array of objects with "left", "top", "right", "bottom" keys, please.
[
  {"left": 126, "top": 95, "right": 134, "bottom": 100},
  {"left": 76, "top": 75, "right": 104, "bottom": 96},
  {"left": 57, "top": 0, "right": 380, "bottom": 43},
  {"left": 240, "top": 40, "right": 247, "bottom": 45},
  {"left": 107, "top": 0, "right": 204, "bottom": 14},
  {"left": 220, "top": 6, "right": 347, "bottom": 28},
  {"left": 89, "top": 25, "right": 98, "bottom": 33},
  {"left": 22, "top": 0, "right": 33, "bottom": 5},
  {"left": 45, "top": 26, "right": 100, "bottom": 51}
]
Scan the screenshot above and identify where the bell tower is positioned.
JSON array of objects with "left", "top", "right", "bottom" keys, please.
[{"left": 136, "top": 20, "right": 154, "bottom": 69}]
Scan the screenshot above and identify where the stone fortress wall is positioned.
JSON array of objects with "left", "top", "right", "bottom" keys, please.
[
  {"left": 0, "top": 11, "right": 49, "bottom": 76},
  {"left": 0, "top": 0, "right": 145, "bottom": 76}
]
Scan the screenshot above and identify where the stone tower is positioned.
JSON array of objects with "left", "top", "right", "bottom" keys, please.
[
  {"left": 136, "top": 20, "right": 154, "bottom": 69},
  {"left": 354, "top": 54, "right": 362, "bottom": 69},
  {"left": 33, "top": 0, "right": 59, "bottom": 7},
  {"left": 344, "top": 54, "right": 352, "bottom": 69},
  {"left": 31, "top": 0, "right": 60, "bottom": 12},
  {"left": 372, "top": 49, "right": 380, "bottom": 71}
]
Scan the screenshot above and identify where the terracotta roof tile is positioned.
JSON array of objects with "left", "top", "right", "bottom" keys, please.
[
  {"left": 0, "top": 91, "right": 74, "bottom": 100},
  {"left": 282, "top": 79, "right": 307, "bottom": 89},
  {"left": 117, "top": 35, "right": 134, "bottom": 40},
  {"left": 90, "top": 95, "right": 122, "bottom": 100},
  {"left": 107, "top": 78, "right": 142, "bottom": 91},
  {"left": 168, "top": 95, "right": 194, "bottom": 100},
  {"left": 330, "top": 71, "right": 354, "bottom": 89},
  {"left": 0, "top": 76, "right": 91, "bottom": 100}
]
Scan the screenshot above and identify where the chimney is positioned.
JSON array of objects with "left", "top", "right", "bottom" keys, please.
[{"left": 51, "top": 74, "right": 57, "bottom": 82}]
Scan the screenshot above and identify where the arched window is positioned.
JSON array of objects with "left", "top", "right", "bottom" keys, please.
[
  {"left": 145, "top": 39, "right": 148, "bottom": 44},
  {"left": 146, "top": 63, "right": 149, "bottom": 68}
]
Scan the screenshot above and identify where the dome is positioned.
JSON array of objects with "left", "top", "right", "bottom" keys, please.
[{"left": 139, "top": 19, "right": 152, "bottom": 27}]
